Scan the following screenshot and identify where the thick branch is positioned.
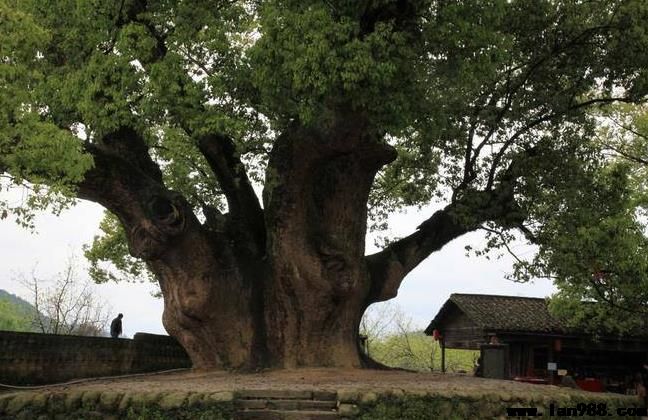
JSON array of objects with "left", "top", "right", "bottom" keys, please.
[
  {"left": 366, "top": 152, "right": 527, "bottom": 303},
  {"left": 95, "top": 126, "right": 164, "bottom": 183},
  {"left": 77, "top": 129, "right": 199, "bottom": 261},
  {"left": 197, "top": 133, "right": 265, "bottom": 254},
  {"left": 79, "top": 129, "right": 165, "bottom": 218},
  {"left": 365, "top": 205, "right": 471, "bottom": 303}
]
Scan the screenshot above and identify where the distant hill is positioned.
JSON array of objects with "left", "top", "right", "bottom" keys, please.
[
  {"left": 0, "top": 289, "right": 37, "bottom": 332},
  {"left": 0, "top": 289, "right": 35, "bottom": 311}
]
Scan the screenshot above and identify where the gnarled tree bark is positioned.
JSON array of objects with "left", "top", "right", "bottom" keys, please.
[{"left": 75, "top": 120, "right": 524, "bottom": 370}]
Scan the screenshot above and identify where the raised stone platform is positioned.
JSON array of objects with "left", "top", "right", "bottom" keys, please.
[{"left": 0, "top": 369, "right": 644, "bottom": 419}]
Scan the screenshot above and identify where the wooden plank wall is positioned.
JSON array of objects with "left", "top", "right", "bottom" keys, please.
[{"left": 440, "top": 304, "right": 486, "bottom": 349}]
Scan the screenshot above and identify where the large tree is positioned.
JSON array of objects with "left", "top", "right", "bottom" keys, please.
[{"left": 2, "top": 0, "right": 648, "bottom": 369}]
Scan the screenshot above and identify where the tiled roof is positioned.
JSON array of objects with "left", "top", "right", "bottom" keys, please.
[
  {"left": 425, "top": 293, "right": 648, "bottom": 339},
  {"left": 425, "top": 293, "right": 566, "bottom": 335}
]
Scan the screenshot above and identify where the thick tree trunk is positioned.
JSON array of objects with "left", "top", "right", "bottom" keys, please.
[
  {"left": 143, "top": 124, "right": 398, "bottom": 369},
  {"left": 260, "top": 125, "right": 396, "bottom": 368},
  {"left": 151, "top": 220, "right": 372, "bottom": 369},
  {"left": 78, "top": 124, "right": 519, "bottom": 370}
]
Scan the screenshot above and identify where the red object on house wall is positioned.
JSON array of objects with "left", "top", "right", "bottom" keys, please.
[
  {"left": 576, "top": 378, "right": 604, "bottom": 392},
  {"left": 432, "top": 329, "right": 442, "bottom": 340}
]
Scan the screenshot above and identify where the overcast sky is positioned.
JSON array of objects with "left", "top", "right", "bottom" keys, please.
[{"left": 0, "top": 192, "right": 555, "bottom": 337}]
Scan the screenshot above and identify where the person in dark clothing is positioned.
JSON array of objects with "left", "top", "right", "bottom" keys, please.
[
  {"left": 641, "top": 363, "right": 648, "bottom": 407},
  {"left": 110, "top": 313, "right": 123, "bottom": 338}
]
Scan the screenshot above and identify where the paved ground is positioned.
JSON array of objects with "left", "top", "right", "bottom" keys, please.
[{"left": 20, "top": 368, "right": 632, "bottom": 400}]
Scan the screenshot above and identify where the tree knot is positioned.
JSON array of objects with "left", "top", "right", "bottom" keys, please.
[{"left": 128, "top": 195, "right": 188, "bottom": 259}]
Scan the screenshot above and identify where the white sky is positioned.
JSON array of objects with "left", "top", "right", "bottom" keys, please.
[{"left": 0, "top": 197, "right": 556, "bottom": 337}]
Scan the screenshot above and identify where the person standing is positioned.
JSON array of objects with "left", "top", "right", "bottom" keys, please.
[
  {"left": 110, "top": 313, "right": 123, "bottom": 338},
  {"left": 641, "top": 363, "right": 648, "bottom": 409}
]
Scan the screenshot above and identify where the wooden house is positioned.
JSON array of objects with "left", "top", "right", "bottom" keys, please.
[{"left": 425, "top": 294, "right": 648, "bottom": 391}]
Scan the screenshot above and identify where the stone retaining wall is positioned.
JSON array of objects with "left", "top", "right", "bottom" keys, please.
[
  {"left": 0, "top": 388, "right": 643, "bottom": 419},
  {"left": 350, "top": 391, "right": 645, "bottom": 419},
  {"left": 0, "top": 331, "right": 191, "bottom": 385}
]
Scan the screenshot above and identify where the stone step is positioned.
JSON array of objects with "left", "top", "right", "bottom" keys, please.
[
  {"left": 236, "top": 399, "right": 338, "bottom": 411},
  {"left": 236, "top": 390, "right": 337, "bottom": 400},
  {"left": 267, "top": 399, "right": 338, "bottom": 411},
  {"left": 311, "top": 391, "right": 337, "bottom": 401},
  {"left": 235, "top": 409, "right": 340, "bottom": 420}
]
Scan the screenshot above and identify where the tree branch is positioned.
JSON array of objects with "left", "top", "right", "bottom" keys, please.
[
  {"left": 607, "top": 114, "right": 648, "bottom": 142},
  {"left": 197, "top": 133, "right": 265, "bottom": 255},
  {"left": 602, "top": 142, "right": 648, "bottom": 166},
  {"left": 484, "top": 96, "right": 630, "bottom": 191},
  {"left": 463, "top": 17, "right": 628, "bottom": 192},
  {"left": 366, "top": 147, "right": 532, "bottom": 303},
  {"left": 94, "top": 126, "right": 164, "bottom": 184},
  {"left": 587, "top": 275, "right": 648, "bottom": 316},
  {"left": 79, "top": 145, "right": 164, "bottom": 224},
  {"left": 77, "top": 129, "right": 198, "bottom": 261},
  {"left": 365, "top": 203, "right": 474, "bottom": 303},
  {"left": 480, "top": 225, "right": 526, "bottom": 266}
]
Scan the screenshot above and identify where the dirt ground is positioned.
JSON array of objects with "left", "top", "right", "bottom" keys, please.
[{"left": 20, "top": 368, "right": 628, "bottom": 400}]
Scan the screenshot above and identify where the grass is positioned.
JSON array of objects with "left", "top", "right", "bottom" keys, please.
[{"left": 368, "top": 332, "right": 479, "bottom": 372}]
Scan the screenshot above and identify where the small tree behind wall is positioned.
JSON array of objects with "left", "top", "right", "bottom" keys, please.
[
  {"left": 361, "top": 302, "right": 477, "bottom": 372},
  {"left": 18, "top": 259, "right": 111, "bottom": 336}
]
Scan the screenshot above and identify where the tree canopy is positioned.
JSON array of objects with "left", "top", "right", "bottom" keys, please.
[
  {"left": 2, "top": 0, "right": 648, "bottom": 367},
  {"left": 530, "top": 104, "right": 648, "bottom": 333}
]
